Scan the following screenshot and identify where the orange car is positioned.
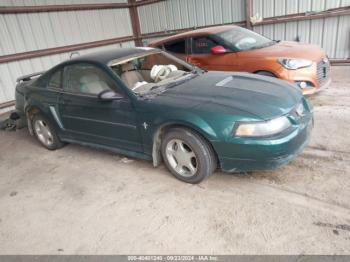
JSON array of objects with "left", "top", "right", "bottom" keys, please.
[{"left": 149, "top": 25, "right": 331, "bottom": 95}]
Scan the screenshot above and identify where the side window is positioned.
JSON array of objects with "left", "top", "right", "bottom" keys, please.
[
  {"left": 63, "top": 63, "right": 116, "bottom": 95},
  {"left": 164, "top": 39, "right": 186, "bottom": 54},
  {"left": 192, "top": 36, "right": 218, "bottom": 54},
  {"left": 47, "top": 70, "right": 62, "bottom": 89}
]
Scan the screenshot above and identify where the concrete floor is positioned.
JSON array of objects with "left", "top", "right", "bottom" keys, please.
[{"left": 0, "top": 66, "right": 350, "bottom": 254}]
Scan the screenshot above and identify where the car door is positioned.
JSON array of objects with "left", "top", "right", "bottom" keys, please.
[
  {"left": 57, "top": 62, "right": 142, "bottom": 152},
  {"left": 187, "top": 35, "right": 240, "bottom": 71}
]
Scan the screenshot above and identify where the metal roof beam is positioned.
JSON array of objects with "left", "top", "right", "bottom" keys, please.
[
  {"left": 0, "top": 0, "right": 165, "bottom": 14},
  {"left": 0, "top": 36, "right": 135, "bottom": 64},
  {"left": 253, "top": 6, "right": 350, "bottom": 26}
]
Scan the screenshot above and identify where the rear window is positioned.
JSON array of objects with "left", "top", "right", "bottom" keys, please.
[
  {"left": 47, "top": 70, "right": 62, "bottom": 89},
  {"left": 164, "top": 39, "right": 186, "bottom": 54}
]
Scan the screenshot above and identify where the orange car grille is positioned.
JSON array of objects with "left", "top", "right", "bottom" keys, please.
[{"left": 316, "top": 58, "right": 330, "bottom": 85}]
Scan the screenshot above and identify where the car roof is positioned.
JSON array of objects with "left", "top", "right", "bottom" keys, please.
[
  {"left": 67, "top": 47, "right": 156, "bottom": 65},
  {"left": 149, "top": 25, "right": 237, "bottom": 46}
]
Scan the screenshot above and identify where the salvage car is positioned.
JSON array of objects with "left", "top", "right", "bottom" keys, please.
[
  {"left": 14, "top": 47, "right": 313, "bottom": 183},
  {"left": 149, "top": 25, "right": 331, "bottom": 95}
]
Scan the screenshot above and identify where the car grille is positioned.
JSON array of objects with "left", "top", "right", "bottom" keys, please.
[{"left": 316, "top": 58, "right": 330, "bottom": 85}]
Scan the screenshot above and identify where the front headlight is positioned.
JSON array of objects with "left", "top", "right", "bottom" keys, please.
[
  {"left": 235, "top": 116, "right": 291, "bottom": 137},
  {"left": 278, "top": 58, "right": 313, "bottom": 70}
]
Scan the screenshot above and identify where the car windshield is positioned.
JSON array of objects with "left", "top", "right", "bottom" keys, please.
[
  {"left": 216, "top": 27, "right": 275, "bottom": 51},
  {"left": 109, "top": 51, "right": 198, "bottom": 96}
]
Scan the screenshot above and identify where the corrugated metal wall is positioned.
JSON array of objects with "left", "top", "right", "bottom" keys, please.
[
  {"left": 138, "top": 0, "right": 246, "bottom": 34},
  {"left": 0, "top": 0, "right": 127, "bottom": 6},
  {"left": 142, "top": 36, "right": 167, "bottom": 46},
  {"left": 0, "top": 2, "right": 133, "bottom": 110},
  {"left": 252, "top": 0, "right": 350, "bottom": 59},
  {"left": 0, "top": 10, "right": 132, "bottom": 56},
  {"left": 253, "top": 16, "right": 350, "bottom": 59},
  {"left": 252, "top": 0, "right": 350, "bottom": 17}
]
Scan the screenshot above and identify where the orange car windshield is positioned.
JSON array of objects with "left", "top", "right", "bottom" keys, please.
[{"left": 216, "top": 27, "right": 275, "bottom": 51}]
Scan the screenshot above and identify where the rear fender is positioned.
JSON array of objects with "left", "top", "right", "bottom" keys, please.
[{"left": 24, "top": 104, "right": 52, "bottom": 135}]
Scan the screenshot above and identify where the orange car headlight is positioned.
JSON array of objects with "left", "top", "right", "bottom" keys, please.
[{"left": 278, "top": 58, "right": 313, "bottom": 70}]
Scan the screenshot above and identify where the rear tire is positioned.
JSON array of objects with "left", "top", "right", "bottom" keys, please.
[
  {"left": 161, "top": 128, "right": 216, "bottom": 184},
  {"left": 32, "top": 113, "right": 64, "bottom": 150}
]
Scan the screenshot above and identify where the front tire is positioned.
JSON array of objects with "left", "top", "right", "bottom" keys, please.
[
  {"left": 161, "top": 128, "right": 216, "bottom": 183},
  {"left": 255, "top": 71, "right": 276, "bottom": 77},
  {"left": 32, "top": 113, "right": 64, "bottom": 150}
]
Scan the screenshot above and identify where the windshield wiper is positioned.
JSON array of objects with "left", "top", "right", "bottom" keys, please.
[
  {"left": 141, "top": 72, "right": 199, "bottom": 97},
  {"left": 164, "top": 74, "right": 198, "bottom": 90},
  {"left": 147, "top": 74, "right": 198, "bottom": 96}
]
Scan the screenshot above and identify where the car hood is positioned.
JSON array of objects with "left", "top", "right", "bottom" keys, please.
[
  {"left": 247, "top": 41, "right": 326, "bottom": 61},
  {"left": 150, "top": 71, "right": 302, "bottom": 121}
]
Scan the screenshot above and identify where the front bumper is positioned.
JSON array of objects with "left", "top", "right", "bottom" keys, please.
[
  {"left": 274, "top": 59, "right": 331, "bottom": 95},
  {"left": 214, "top": 114, "right": 313, "bottom": 172},
  {"left": 302, "top": 77, "right": 331, "bottom": 96}
]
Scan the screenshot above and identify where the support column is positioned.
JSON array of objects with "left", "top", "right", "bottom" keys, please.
[
  {"left": 128, "top": 0, "right": 143, "bottom": 46},
  {"left": 245, "top": 0, "right": 253, "bottom": 29}
]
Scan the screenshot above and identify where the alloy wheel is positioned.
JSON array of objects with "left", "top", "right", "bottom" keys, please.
[
  {"left": 165, "top": 139, "right": 198, "bottom": 177},
  {"left": 34, "top": 120, "right": 54, "bottom": 147}
]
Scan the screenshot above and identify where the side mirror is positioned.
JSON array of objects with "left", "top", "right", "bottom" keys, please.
[
  {"left": 98, "top": 90, "right": 124, "bottom": 101},
  {"left": 211, "top": 45, "right": 227, "bottom": 55}
]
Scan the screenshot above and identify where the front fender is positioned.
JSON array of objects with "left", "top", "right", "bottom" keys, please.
[
  {"left": 151, "top": 112, "right": 219, "bottom": 142},
  {"left": 138, "top": 110, "right": 220, "bottom": 165}
]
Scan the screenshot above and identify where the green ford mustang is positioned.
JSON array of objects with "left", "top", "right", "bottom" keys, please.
[{"left": 14, "top": 47, "right": 313, "bottom": 183}]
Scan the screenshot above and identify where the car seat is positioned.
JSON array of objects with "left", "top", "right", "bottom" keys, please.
[{"left": 120, "top": 62, "right": 143, "bottom": 88}]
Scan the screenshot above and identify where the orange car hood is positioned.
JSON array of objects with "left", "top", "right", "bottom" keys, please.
[{"left": 245, "top": 41, "right": 326, "bottom": 61}]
